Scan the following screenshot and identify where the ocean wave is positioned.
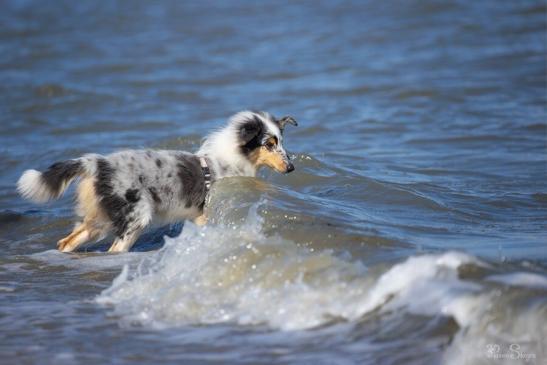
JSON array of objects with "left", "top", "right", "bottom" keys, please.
[
  {"left": 97, "top": 203, "right": 484, "bottom": 330},
  {"left": 95, "top": 201, "right": 546, "bottom": 362}
]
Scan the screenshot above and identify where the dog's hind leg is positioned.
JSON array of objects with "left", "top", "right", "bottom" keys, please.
[
  {"left": 58, "top": 223, "right": 85, "bottom": 251},
  {"left": 58, "top": 223, "right": 95, "bottom": 252},
  {"left": 57, "top": 177, "right": 107, "bottom": 253}
]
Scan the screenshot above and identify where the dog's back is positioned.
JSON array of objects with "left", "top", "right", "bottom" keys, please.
[{"left": 18, "top": 150, "right": 208, "bottom": 252}]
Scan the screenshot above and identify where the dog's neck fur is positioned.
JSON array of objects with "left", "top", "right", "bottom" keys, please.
[{"left": 196, "top": 123, "right": 256, "bottom": 180}]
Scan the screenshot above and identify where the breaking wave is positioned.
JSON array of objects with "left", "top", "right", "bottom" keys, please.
[{"left": 97, "top": 203, "right": 546, "bottom": 362}]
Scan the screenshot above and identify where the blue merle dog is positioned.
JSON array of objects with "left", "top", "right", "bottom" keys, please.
[{"left": 17, "top": 111, "right": 297, "bottom": 252}]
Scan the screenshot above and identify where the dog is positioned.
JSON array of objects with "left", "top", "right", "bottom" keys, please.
[{"left": 17, "top": 110, "right": 297, "bottom": 253}]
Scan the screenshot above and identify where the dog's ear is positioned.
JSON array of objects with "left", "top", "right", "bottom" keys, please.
[
  {"left": 239, "top": 119, "right": 262, "bottom": 144},
  {"left": 277, "top": 116, "right": 298, "bottom": 131}
]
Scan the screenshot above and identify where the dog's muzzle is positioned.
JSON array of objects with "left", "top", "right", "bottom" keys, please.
[{"left": 286, "top": 162, "right": 295, "bottom": 173}]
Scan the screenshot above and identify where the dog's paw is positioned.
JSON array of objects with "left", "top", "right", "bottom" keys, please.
[{"left": 193, "top": 214, "right": 208, "bottom": 226}]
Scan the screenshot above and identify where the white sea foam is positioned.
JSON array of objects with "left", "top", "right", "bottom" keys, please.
[
  {"left": 97, "top": 204, "right": 488, "bottom": 331},
  {"left": 486, "top": 272, "right": 547, "bottom": 290},
  {"left": 443, "top": 299, "right": 545, "bottom": 365},
  {"left": 29, "top": 249, "right": 149, "bottom": 272},
  {"left": 360, "top": 253, "right": 485, "bottom": 327}
]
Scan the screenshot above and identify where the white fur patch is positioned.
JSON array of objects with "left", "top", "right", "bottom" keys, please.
[
  {"left": 17, "top": 169, "right": 54, "bottom": 203},
  {"left": 197, "top": 110, "right": 288, "bottom": 179},
  {"left": 198, "top": 111, "right": 258, "bottom": 178}
]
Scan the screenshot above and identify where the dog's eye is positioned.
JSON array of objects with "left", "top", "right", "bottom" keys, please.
[{"left": 265, "top": 140, "right": 276, "bottom": 150}]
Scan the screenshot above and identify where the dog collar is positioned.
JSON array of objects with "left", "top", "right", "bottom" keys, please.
[{"left": 199, "top": 156, "right": 212, "bottom": 192}]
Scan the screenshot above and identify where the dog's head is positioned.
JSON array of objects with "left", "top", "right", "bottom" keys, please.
[{"left": 236, "top": 111, "right": 298, "bottom": 174}]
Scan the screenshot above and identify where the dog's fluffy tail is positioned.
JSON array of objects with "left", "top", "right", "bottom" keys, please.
[{"left": 17, "top": 160, "right": 84, "bottom": 203}]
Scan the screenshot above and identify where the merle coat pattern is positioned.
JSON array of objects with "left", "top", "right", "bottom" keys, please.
[{"left": 17, "top": 111, "right": 297, "bottom": 252}]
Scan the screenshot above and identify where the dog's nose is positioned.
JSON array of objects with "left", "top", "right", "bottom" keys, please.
[{"left": 286, "top": 162, "right": 295, "bottom": 173}]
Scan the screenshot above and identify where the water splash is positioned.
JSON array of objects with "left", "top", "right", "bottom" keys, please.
[{"left": 97, "top": 203, "right": 487, "bottom": 331}]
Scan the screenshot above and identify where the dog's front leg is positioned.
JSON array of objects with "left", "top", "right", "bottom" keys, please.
[
  {"left": 193, "top": 214, "right": 207, "bottom": 226},
  {"left": 108, "top": 228, "right": 143, "bottom": 253}
]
